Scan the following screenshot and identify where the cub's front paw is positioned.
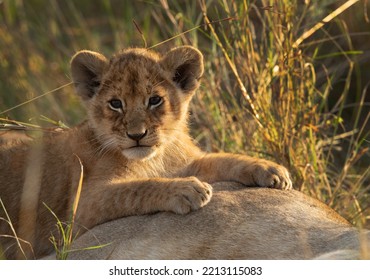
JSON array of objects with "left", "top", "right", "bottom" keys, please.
[
  {"left": 251, "top": 161, "right": 292, "bottom": 190},
  {"left": 166, "top": 177, "right": 213, "bottom": 215}
]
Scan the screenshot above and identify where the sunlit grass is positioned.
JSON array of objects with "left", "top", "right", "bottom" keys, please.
[
  {"left": 44, "top": 156, "right": 109, "bottom": 260},
  {"left": 0, "top": 198, "right": 33, "bottom": 259}
]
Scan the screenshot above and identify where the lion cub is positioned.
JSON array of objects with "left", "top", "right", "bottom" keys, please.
[{"left": 0, "top": 46, "right": 291, "bottom": 259}]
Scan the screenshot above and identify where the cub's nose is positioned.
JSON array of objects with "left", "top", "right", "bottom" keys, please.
[{"left": 126, "top": 130, "right": 148, "bottom": 141}]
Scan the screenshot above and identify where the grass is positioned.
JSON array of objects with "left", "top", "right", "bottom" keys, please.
[
  {"left": 0, "top": 0, "right": 369, "bottom": 256},
  {"left": 0, "top": 199, "right": 33, "bottom": 259},
  {"left": 44, "top": 155, "right": 84, "bottom": 260},
  {"left": 43, "top": 156, "right": 109, "bottom": 260},
  {"left": 190, "top": 0, "right": 369, "bottom": 227},
  {"left": 0, "top": 154, "right": 108, "bottom": 259}
]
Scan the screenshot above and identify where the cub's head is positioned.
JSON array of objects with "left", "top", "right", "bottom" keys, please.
[{"left": 70, "top": 46, "right": 203, "bottom": 160}]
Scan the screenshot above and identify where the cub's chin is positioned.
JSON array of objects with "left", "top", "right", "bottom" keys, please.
[{"left": 122, "top": 146, "right": 157, "bottom": 161}]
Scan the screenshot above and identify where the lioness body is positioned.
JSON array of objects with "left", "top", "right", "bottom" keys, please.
[
  {"left": 0, "top": 47, "right": 291, "bottom": 259},
  {"left": 63, "top": 184, "right": 368, "bottom": 260}
]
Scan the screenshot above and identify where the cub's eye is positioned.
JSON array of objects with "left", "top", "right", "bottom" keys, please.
[
  {"left": 108, "top": 99, "right": 123, "bottom": 111},
  {"left": 148, "top": 96, "right": 163, "bottom": 108}
]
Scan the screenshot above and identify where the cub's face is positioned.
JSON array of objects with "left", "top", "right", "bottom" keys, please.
[{"left": 71, "top": 47, "right": 203, "bottom": 160}]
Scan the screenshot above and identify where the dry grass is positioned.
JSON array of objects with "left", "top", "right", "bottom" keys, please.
[{"left": 0, "top": 199, "right": 33, "bottom": 259}]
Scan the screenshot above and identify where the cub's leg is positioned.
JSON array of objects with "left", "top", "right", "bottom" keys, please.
[
  {"left": 183, "top": 153, "right": 292, "bottom": 190},
  {"left": 76, "top": 177, "right": 212, "bottom": 228}
]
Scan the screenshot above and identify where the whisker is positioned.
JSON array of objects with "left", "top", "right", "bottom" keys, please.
[
  {"left": 82, "top": 132, "right": 119, "bottom": 160},
  {"left": 97, "top": 137, "right": 118, "bottom": 158}
]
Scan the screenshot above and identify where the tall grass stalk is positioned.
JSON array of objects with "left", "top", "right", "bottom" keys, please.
[
  {"left": 0, "top": 198, "right": 33, "bottom": 259},
  {"left": 44, "top": 155, "right": 84, "bottom": 260}
]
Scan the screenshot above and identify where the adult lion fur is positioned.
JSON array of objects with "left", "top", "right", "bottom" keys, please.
[{"left": 64, "top": 183, "right": 369, "bottom": 260}]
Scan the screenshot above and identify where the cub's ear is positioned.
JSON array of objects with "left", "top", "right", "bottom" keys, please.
[
  {"left": 161, "top": 46, "right": 204, "bottom": 93},
  {"left": 70, "top": 50, "right": 108, "bottom": 100}
]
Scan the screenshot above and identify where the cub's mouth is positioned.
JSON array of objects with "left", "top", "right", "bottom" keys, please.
[
  {"left": 128, "top": 144, "right": 152, "bottom": 149},
  {"left": 122, "top": 145, "right": 157, "bottom": 160}
]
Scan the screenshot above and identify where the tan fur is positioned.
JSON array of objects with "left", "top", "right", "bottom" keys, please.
[
  {"left": 63, "top": 183, "right": 369, "bottom": 260},
  {"left": 0, "top": 46, "right": 291, "bottom": 259}
]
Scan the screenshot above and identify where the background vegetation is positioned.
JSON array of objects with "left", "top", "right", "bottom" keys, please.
[{"left": 0, "top": 0, "right": 369, "bottom": 230}]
